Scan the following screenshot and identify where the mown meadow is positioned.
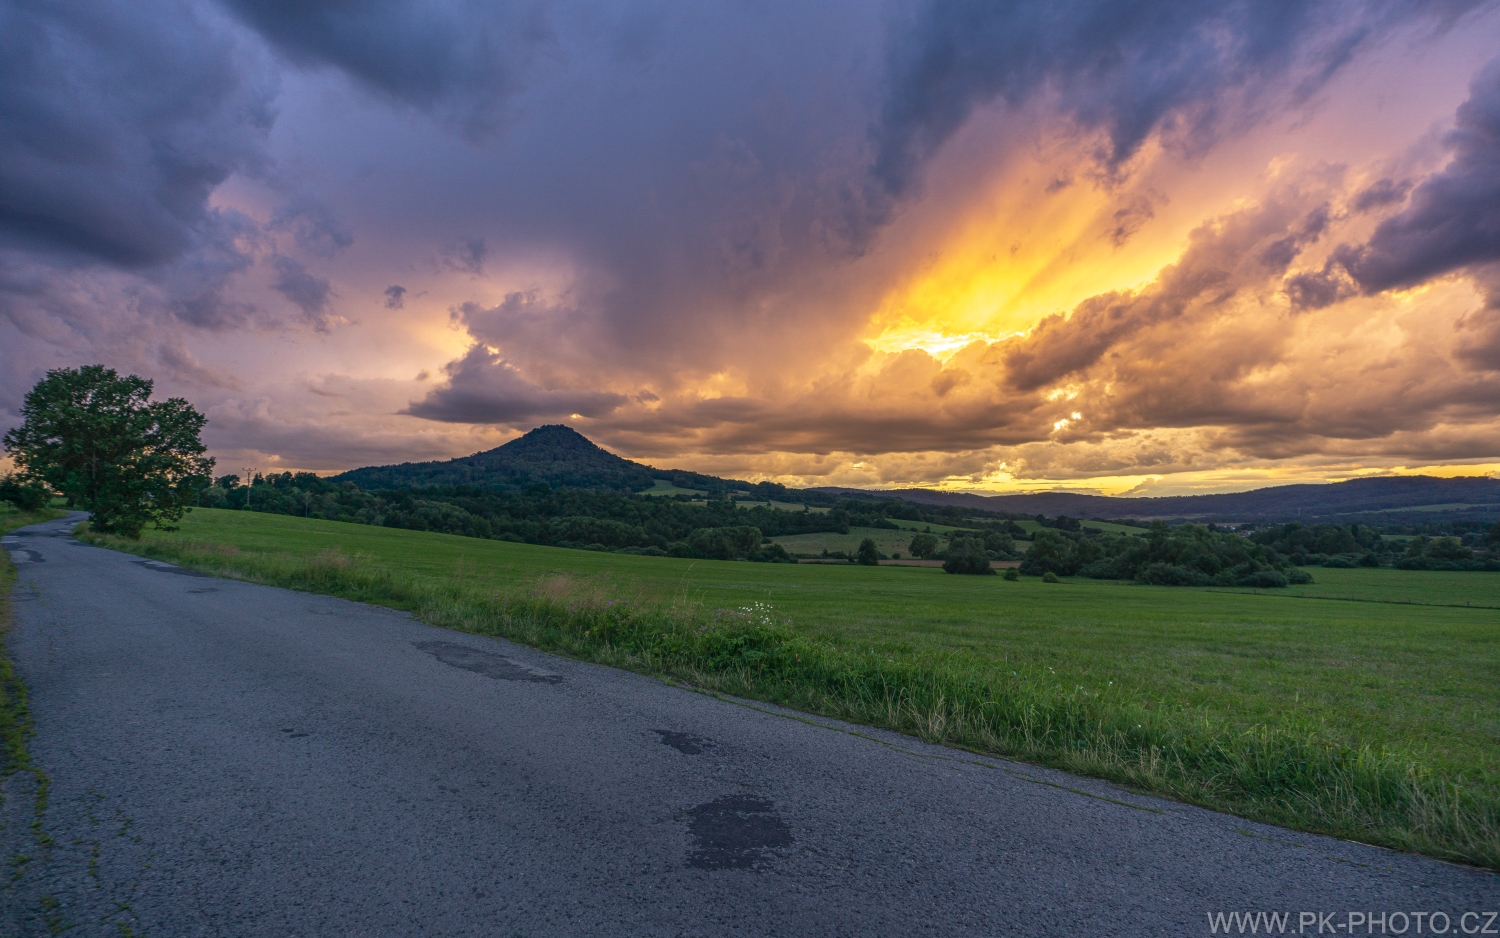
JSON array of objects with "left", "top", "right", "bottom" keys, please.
[{"left": 80, "top": 507, "right": 1500, "bottom": 869}]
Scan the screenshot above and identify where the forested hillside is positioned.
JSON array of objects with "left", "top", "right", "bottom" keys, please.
[{"left": 334, "top": 425, "right": 730, "bottom": 494}]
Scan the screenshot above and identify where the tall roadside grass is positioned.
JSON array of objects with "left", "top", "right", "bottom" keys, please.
[{"left": 81, "top": 528, "right": 1500, "bottom": 870}]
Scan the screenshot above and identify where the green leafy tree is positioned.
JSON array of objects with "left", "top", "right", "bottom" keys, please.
[
  {"left": 856, "top": 537, "right": 880, "bottom": 566},
  {"left": 943, "top": 550, "right": 994, "bottom": 575},
  {"left": 908, "top": 532, "right": 939, "bottom": 558},
  {"left": 3, "top": 366, "right": 214, "bottom": 537}
]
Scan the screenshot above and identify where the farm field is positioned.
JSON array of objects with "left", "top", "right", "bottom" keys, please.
[
  {"left": 1212, "top": 566, "right": 1500, "bottom": 609},
  {"left": 1009, "top": 518, "right": 1140, "bottom": 536},
  {"left": 81, "top": 508, "right": 1500, "bottom": 866},
  {"left": 733, "top": 499, "right": 829, "bottom": 513},
  {"left": 772, "top": 525, "right": 926, "bottom": 556},
  {"left": 93, "top": 509, "right": 1499, "bottom": 778},
  {"left": 636, "top": 481, "right": 705, "bottom": 497},
  {"left": 886, "top": 518, "right": 970, "bottom": 535}
]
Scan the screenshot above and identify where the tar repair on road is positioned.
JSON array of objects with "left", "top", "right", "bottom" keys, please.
[{"left": 2, "top": 514, "right": 1496, "bottom": 936}]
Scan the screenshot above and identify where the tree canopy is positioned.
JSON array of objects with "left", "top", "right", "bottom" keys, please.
[{"left": 3, "top": 366, "right": 213, "bottom": 537}]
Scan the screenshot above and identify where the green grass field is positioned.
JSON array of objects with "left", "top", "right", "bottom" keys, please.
[
  {"left": 772, "top": 526, "right": 925, "bottom": 556},
  {"left": 1010, "top": 518, "right": 1140, "bottom": 536},
  {"left": 733, "top": 498, "right": 829, "bottom": 513},
  {"left": 1214, "top": 567, "right": 1500, "bottom": 609},
  {"left": 79, "top": 508, "right": 1500, "bottom": 868},
  {"left": 886, "top": 519, "right": 970, "bottom": 535},
  {"left": 636, "top": 481, "right": 706, "bottom": 497}
]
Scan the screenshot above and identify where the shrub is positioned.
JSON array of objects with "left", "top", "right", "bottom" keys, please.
[
  {"left": 1003, "top": 568, "right": 1019, "bottom": 581},
  {"left": 1041, "top": 571, "right": 1060, "bottom": 583},
  {"left": 944, "top": 551, "right": 994, "bottom": 575},
  {"left": 0, "top": 474, "right": 47, "bottom": 511},
  {"left": 1138, "top": 563, "right": 1204, "bottom": 586},
  {"left": 1236, "top": 569, "right": 1289, "bottom": 588}
]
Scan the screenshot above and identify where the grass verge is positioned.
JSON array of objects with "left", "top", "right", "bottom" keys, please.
[
  {"left": 80, "top": 513, "right": 1500, "bottom": 870},
  {"left": 1, "top": 507, "right": 62, "bottom": 839}
]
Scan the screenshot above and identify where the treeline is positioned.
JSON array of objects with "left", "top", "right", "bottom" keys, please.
[
  {"left": 196, "top": 472, "right": 993, "bottom": 561},
  {"left": 1248, "top": 522, "right": 1500, "bottom": 571},
  {"left": 1013, "top": 523, "right": 1313, "bottom": 587}
]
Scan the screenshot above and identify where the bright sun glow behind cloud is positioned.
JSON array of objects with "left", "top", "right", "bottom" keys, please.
[{"left": 862, "top": 138, "right": 1189, "bottom": 360}]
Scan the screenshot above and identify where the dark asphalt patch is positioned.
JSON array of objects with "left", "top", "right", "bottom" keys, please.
[
  {"left": 3, "top": 548, "right": 43, "bottom": 564},
  {"left": 685, "top": 795, "right": 793, "bottom": 870},
  {"left": 413, "top": 640, "right": 563, "bottom": 684},
  {"left": 132, "top": 560, "right": 210, "bottom": 578},
  {"left": 657, "top": 730, "right": 709, "bottom": 755}
]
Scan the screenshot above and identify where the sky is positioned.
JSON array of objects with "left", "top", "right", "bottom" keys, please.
[{"left": 4, "top": 0, "right": 1500, "bottom": 496}]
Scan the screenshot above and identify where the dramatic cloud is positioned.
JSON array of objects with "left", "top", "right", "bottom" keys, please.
[
  {"left": 872, "top": 0, "right": 1485, "bottom": 197},
  {"left": 0, "top": 0, "right": 273, "bottom": 267},
  {"left": 269, "top": 255, "right": 333, "bottom": 322},
  {"left": 1334, "top": 56, "right": 1500, "bottom": 292},
  {"left": 406, "top": 345, "right": 627, "bottom": 424},
  {"left": 220, "top": 0, "right": 556, "bottom": 134},
  {"left": 3, "top": 0, "right": 1499, "bottom": 490}
]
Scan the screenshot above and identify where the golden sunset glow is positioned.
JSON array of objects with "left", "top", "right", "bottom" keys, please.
[
  {"left": 864, "top": 144, "right": 1189, "bottom": 360},
  {"left": 3, "top": 2, "right": 1497, "bottom": 494}
]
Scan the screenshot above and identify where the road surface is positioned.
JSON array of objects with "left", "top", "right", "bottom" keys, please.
[{"left": 3, "top": 514, "right": 1496, "bottom": 936}]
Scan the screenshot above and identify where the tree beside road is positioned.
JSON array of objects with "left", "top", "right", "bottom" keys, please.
[{"left": 3, "top": 365, "right": 213, "bottom": 537}]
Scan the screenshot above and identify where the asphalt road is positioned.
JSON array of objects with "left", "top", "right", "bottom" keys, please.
[{"left": 2, "top": 514, "right": 1496, "bottom": 937}]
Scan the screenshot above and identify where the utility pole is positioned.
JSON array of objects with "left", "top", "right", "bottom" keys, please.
[{"left": 243, "top": 467, "right": 258, "bottom": 511}]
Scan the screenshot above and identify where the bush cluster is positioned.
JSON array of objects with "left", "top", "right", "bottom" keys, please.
[
  {"left": 1018, "top": 522, "right": 1312, "bottom": 588},
  {"left": 1249, "top": 521, "right": 1500, "bottom": 570},
  {"left": 0, "top": 475, "right": 48, "bottom": 511}
]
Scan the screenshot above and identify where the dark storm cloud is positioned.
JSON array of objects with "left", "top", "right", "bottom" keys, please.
[
  {"left": 1350, "top": 177, "right": 1413, "bottom": 213},
  {"left": 383, "top": 285, "right": 407, "bottom": 309},
  {"left": 220, "top": 0, "right": 557, "bottom": 133},
  {"left": 1333, "top": 56, "right": 1500, "bottom": 292},
  {"left": 872, "top": 0, "right": 1484, "bottom": 197},
  {"left": 404, "top": 346, "right": 626, "bottom": 424},
  {"left": 441, "top": 238, "right": 487, "bottom": 276},
  {"left": 269, "top": 192, "right": 354, "bottom": 258},
  {"left": 269, "top": 255, "right": 332, "bottom": 320},
  {"left": 0, "top": 0, "right": 274, "bottom": 268}
]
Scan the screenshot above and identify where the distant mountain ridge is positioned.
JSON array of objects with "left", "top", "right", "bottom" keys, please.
[
  {"left": 335, "top": 426, "right": 1499, "bottom": 523},
  {"left": 812, "top": 476, "right": 1500, "bottom": 522}
]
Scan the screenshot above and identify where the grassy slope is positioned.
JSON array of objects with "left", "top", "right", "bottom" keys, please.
[
  {"left": 1010, "top": 518, "right": 1138, "bottom": 536},
  {"left": 83, "top": 508, "right": 1500, "bottom": 867},
  {"left": 637, "top": 481, "right": 705, "bottom": 497},
  {"left": 772, "top": 526, "right": 923, "bottom": 556}
]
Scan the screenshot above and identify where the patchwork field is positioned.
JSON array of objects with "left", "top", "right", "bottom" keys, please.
[
  {"left": 80, "top": 508, "right": 1500, "bottom": 867},
  {"left": 1009, "top": 518, "right": 1140, "bottom": 536},
  {"left": 771, "top": 526, "right": 925, "bottom": 556}
]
